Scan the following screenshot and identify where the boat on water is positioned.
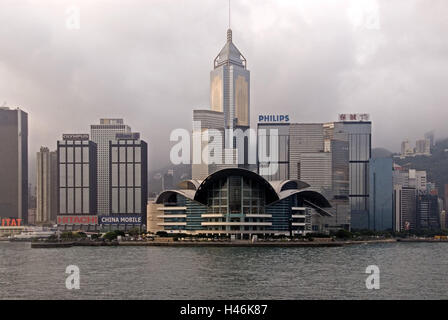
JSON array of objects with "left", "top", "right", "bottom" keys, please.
[{"left": 9, "top": 227, "right": 57, "bottom": 241}]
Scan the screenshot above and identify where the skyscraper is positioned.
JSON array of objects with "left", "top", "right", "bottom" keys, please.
[
  {"left": 369, "top": 158, "right": 393, "bottom": 231},
  {"left": 393, "top": 166, "right": 427, "bottom": 192},
  {"left": 257, "top": 122, "right": 290, "bottom": 181},
  {"left": 36, "top": 147, "right": 58, "bottom": 223},
  {"left": 109, "top": 132, "right": 148, "bottom": 216},
  {"left": 393, "top": 185, "right": 417, "bottom": 232},
  {"left": 162, "top": 170, "right": 174, "bottom": 190},
  {"left": 57, "top": 134, "right": 97, "bottom": 215},
  {"left": 192, "top": 110, "right": 225, "bottom": 180},
  {"left": 401, "top": 139, "right": 413, "bottom": 157},
  {"left": 424, "top": 131, "right": 435, "bottom": 148},
  {"left": 256, "top": 114, "right": 371, "bottom": 231},
  {"left": 326, "top": 126, "right": 350, "bottom": 230},
  {"left": 0, "top": 107, "right": 28, "bottom": 224},
  {"left": 289, "top": 124, "right": 324, "bottom": 180},
  {"left": 192, "top": 28, "right": 251, "bottom": 179},
  {"left": 336, "top": 120, "right": 372, "bottom": 230},
  {"left": 299, "top": 153, "right": 332, "bottom": 195},
  {"left": 417, "top": 193, "right": 440, "bottom": 230},
  {"left": 91, "top": 119, "right": 131, "bottom": 214},
  {"left": 210, "top": 29, "right": 250, "bottom": 136}
]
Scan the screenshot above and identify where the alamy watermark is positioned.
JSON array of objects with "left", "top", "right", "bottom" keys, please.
[
  {"left": 169, "top": 122, "right": 279, "bottom": 176},
  {"left": 66, "top": 5, "right": 80, "bottom": 30},
  {"left": 365, "top": 265, "right": 380, "bottom": 290},
  {"left": 66, "top": 265, "right": 80, "bottom": 290}
]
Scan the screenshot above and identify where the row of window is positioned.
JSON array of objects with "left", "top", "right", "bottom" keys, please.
[
  {"left": 111, "top": 187, "right": 142, "bottom": 214},
  {"left": 59, "top": 188, "right": 90, "bottom": 214},
  {"left": 59, "top": 146, "right": 90, "bottom": 163},
  {"left": 111, "top": 146, "right": 142, "bottom": 163},
  {"left": 60, "top": 164, "right": 90, "bottom": 188},
  {"left": 111, "top": 163, "right": 142, "bottom": 187}
]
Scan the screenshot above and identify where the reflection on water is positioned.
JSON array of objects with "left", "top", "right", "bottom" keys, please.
[{"left": 0, "top": 242, "right": 447, "bottom": 300}]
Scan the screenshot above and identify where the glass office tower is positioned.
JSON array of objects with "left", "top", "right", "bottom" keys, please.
[
  {"left": 335, "top": 121, "right": 372, "bottom": 229},
  {"left": 0, "top": 107, "right": 28, "bottom": 223},
  {"left": 90, "top": 119, "right": 131, "bottom": 215},
  {"left": 257, "top": 123, "right": 290, "bottom": 181},
  {"left": 369, "top": 158, "right": 393, "bottom": 231},
  {"left": 109, "top": 132, "right": 148, "bottom": 216},
  {"left": 57, "top": 134, "right": 97, "bottom": 215}
]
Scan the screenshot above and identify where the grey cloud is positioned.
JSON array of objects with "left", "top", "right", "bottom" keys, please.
[{"left": 0, "top": 0, "right": 447, "bottom": 183}]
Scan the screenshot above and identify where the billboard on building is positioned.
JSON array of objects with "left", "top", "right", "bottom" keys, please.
[
  {"left": 99, "top": 216, "right": 143, "bottom": 225},
  {"left": 62, "top": 134, "right": 89, "bottom": 141},
  {"left": 338, "top": 114, "right": 370, "bottom": 122},
  {"left": 57, "top": 215, "right": 99, "bottom": 225},
  {"left": 258, "top": 115, "right": 290, "bottom": 123},
  {"left": 1, "top": 218, "right": 23, "bottom": 227}
]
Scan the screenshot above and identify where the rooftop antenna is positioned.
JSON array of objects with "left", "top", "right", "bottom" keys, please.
[
  {"left": 227, "top": 0, "right": 232, "bottom": 43},
  {"left": 229, "top": 0, "right": 231, "bottom": 29}
]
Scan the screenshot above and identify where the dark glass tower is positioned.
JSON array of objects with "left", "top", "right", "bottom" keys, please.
[
  {"left": 0, "top": 107, "right": 28, "bottom": 224},
  {"left": 57, "top": 134, "right": 97, "bottom": 215},
  {"left": 109, "top": 133, "right": 148, "bottom": 218}
]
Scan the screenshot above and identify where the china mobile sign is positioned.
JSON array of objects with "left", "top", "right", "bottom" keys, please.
[
  {"left": 1, "top": 218, "right": 23, "bottom": 226},
  {"left": 99, "top": 216, "right": 143, "bottom": 225},
  {"left": 57, "top": 215, "right": 99, "bottom": 225}
]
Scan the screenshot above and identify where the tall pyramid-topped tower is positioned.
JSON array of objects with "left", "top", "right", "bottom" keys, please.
[{"left": 210, "top": 28, "right": 250, "bottom": 140}]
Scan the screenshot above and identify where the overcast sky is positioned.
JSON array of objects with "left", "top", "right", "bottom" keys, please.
[{"left": 1, "top": 0, "right": 448, "bottom": 175}]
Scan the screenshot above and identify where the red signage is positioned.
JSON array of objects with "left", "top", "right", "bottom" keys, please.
[
  {"left": 339, "top": 113, "right": 370, "bottom": 122},
  {"left": 57, "top": 215, "right": 98, "bottom": 225},
  {"left": 1, "top": 218, "right": 22, "bottom": 227}
]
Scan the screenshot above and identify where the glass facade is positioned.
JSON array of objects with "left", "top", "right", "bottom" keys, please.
[
  {"left": 57, "top": 138, "right": 97, "bottom": 214},
  {"left": 257, "top": 123, "right": 290, "bottom": 181},
  {"left": 336, "top": 122, "right": 372, "bottom": 229},
  {"left": 369, "top": 158, "right": 393, "bottom": 231},
  {"left": 109, "top": 137, "right": 148, "bottom": 216},
  {"left": 156, "top": 169, "right": 329, "bottom": 235}
]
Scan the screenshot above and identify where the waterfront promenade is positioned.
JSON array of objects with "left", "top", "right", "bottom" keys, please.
[{"left": 29, "top": 238, "right": 399, "bottom": 248}]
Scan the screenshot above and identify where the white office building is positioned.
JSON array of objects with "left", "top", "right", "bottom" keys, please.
[
  {"left": 90, "top": 119, "right": 131, "bottom": 215},
  {"left": 289, "top": 124, "right": 325, "bottom": 180},
  {"left": 299, "top": 152, "right": 332, "bottom": 195}
]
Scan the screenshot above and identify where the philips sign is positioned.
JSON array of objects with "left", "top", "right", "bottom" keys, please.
[
  {"left": 258, "top": 115, "right": 290, "bottom": 123},
  {"left": 99, "top": 216, "right": 143, "bottom": 225}
]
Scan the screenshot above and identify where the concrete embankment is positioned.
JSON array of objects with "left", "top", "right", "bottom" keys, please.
[
  {"left": 29, "top": 238, "right": 400, "bottom": 249},
  {"left": 118, "top": 238, "right": 398, "bottom": 247},
  {"left": 344, "top": 239, "right": 397, "bottom": 245},
  {"left": 119, "top": 241, "right": 345, "bottom": 247},
  {"left": 397, "top": 238, "right": 448, "bottom": 243},
  {"left": 31, "top": 241, "right": 119, "bottom": 248}
]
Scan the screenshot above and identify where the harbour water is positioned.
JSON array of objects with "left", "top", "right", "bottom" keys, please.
[{"left": 0, "top": 241, "right": 447, "bottom": 300}]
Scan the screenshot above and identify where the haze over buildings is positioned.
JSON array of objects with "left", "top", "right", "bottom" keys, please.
[{"left": 1, "top": 0, "right": 448, "bottom": 179}]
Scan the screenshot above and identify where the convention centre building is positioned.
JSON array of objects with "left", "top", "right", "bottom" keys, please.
[{"left": 151, "top": 168, "right": 332, "bottom": 237}]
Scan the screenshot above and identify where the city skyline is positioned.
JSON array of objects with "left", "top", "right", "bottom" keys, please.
[
  {"left": 2, "top": 1, "right": 448, "bottom": 304},
  {"left": 1, "top": 0, "right": 447, "bottom": 177}
]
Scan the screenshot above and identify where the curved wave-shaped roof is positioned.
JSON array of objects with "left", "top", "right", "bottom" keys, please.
[
  {"left": 156, "top": 169, "right": 332, "bottom": 213},
  {"left": 177, "top": 180, "right": 202, "bottom": 191},
  {"left": 194, "top": 168, "right": 280, "bottom": 205},
  {"left": 269, "top": 180, "right": 311, "bottom": 194},
  {"left": 278, "top": 189, "right": 331, "bottom": 208},
  {"left": 155, "top": 190, "right": 196, "bottom": 204}
]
